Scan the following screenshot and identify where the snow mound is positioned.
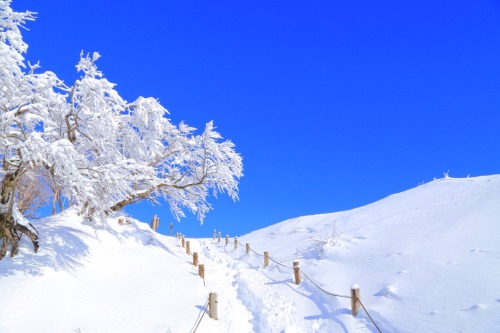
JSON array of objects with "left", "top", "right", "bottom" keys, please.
[{"left": 374, "top": 286, "right": 401, "bottom": 300}]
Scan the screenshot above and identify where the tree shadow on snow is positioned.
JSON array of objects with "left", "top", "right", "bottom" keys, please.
[{"left": 0, "top": 223, "right": 93, "bottom": 277}]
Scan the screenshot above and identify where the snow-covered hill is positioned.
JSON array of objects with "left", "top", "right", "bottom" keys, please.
[
  {"left": 0, "top": 212, "right": 207, "bottom": 333},
  {"left": 234, "top": 175, "right": 500, "bottom": 332},
  {"left": 1, "top": 175, "right": 500, "bottom": 332}
]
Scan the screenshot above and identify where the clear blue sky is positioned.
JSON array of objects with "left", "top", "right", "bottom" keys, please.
[{"left": 14, "top": 0, "right": 500, "bottom": 238}]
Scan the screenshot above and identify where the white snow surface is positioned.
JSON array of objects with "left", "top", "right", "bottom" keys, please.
[{"left": 1, "top": 175, "right": 500, "bottom": 332}]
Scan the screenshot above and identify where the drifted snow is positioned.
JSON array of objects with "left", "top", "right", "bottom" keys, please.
[{"left": 1, "top": 175, "right": 500, "bottom": 332}]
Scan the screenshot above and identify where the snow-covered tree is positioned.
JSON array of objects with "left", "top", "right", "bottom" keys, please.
[{"left": 0, "top": 1, "right": 243, "bottom": 260}]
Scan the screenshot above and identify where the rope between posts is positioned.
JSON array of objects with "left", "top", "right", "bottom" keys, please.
[
  {"left": 267, "top": 255, "right": 295, "bottom": 269},
  {"left": 300, "top": 270, "right": 351, "bottom": 299},
  {"left": 216, "top": 234, "right": 385, "bottom": 331},
  {"left": 181, "top": 233, "right": 384, "bottom": 332},
  {"left": 191, "top": 300, "right": 209, "bottom": 333},
  {"left": 235, "top": 240, "right": 353, "bottom": 300},
  {"left": 358, "top": 299, "right": 383, "bottom": 333},
  {"left": 249, "top": 247, "right": 263, "bottom": 257}
]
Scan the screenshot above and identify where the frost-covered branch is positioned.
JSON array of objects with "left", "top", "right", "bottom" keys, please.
[{"left": 0, "top": 1, "right": 243, "bottom": 259}]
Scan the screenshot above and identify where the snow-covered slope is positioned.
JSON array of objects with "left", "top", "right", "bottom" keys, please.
[
  {"left": 233, "top": 175, "right": 500, "bottom": 332},
  {"left": 0, "top": 211, "right": 207, "bottom": 333},
  {"left": 1, "top": 175, "right": 499, "bottom": 332}
]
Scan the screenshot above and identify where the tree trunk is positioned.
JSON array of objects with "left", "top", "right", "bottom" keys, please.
[
  {"left": 57, "top": 194, "right": 64, "bottom": 212},
  {"left": 50, "top": 179, "right": 64, "bottom": 215},
  {"left": 0, "top": 172, "right": 39, "bottom": 260},
  {"left": 52, "top": 187, "right": 59, "bottom": 215}
]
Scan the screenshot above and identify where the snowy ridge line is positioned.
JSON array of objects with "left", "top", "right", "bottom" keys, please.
[{"left": 213, "top": 236, "right": 386, "bottom": 333}]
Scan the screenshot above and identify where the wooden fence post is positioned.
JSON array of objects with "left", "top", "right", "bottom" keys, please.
[
  {"left": 246, "top": 243, "right": 250, "bottom": 254},
  {"left": 182, "top": 236, "right": 185, "bottom": 248},
  {"left": 218, "top": 232, "right": 221, "bottom": 243},
  {"left": 213, "top": 229, "right": 216, "bottom": 240},
  {"left": 225, "top": 235, "right": 229, "bottom": 246},
  {"left": 351, "top": 285, "right": 361, "bottom": 316},
  {"left": 264, "top": 251, "right": 269, "bottom": 268},
  {"left": 186, "top": 240, "right": 190, "bottom": 255},
  {"left": 208, "top": 292, "right": 218, "bottom": 320},
  {"left": 193, "top": 252, "right": 199, "bottom": 266},
  {"left": 234, "top": 237, "right": 238, "bottom": 250},
  {"left": 199, "top": 264, "right": 205, "bottom": 279},
  {"left": 293, "top": 261, "right": 301, "bottom": 284},
  {"left": 150, "top": 215, "right": 160, "bottom": 230}
]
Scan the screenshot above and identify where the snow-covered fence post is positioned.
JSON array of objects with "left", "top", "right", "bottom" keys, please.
[
  {"left": 293, "top": 261, "right": 301, "bottom": 284},
  {"left": 213, "top": 229, "right": 216, "bottom": 240},
  {"left": 150, "top": 215, "right": 160, "bottom": 230},
  {"left": 186, "top": 240, "right": 191, "bottom": 255},
  {"left": 193, "top": 252, "right": 199, "bottom": 266},
  {"left": 218, "top": 232, "right": 221, "bottom": 243},
  {"left": 264, "top": 251, "right": 269, "bottom": 268},
  {"left": 199, "top": 264, "right": 205, "bottom": 279},
  {"left": 225, "top": 235, "right": 229, "bottom": 246},
  {"left": 246, "top": 243, "right": 250, "bottom": 254},
  {"left": 234, "top": 237, "right": 238, "bottom": 250},
  {"left": 182, "top": 236, "right": 185, "bottom": 248},
  {"left": 351, "top": 285, "right": 360, "bottom": 316},
  {"left": 209, "top": 292, "right": 218, "bottom": 320}
]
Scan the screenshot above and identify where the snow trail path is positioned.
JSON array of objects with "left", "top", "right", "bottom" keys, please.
[{"left": 170, "top": 236, "right": 375, "bottom": 333}]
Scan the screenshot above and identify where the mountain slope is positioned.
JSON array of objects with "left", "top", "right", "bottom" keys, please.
[
  {"left": 1, "top": 175, "right": 499, "bottom": 332},
  {"left": 0, "top": 211, "right": 207, "bottom": 333},
  {"left": 235, "top": 175, "right": 500, "bottom": 332}
]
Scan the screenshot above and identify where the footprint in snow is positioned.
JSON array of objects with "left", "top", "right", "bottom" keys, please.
[
  {"left": 462, "top": 304, "right": 487, "bottom": 312},
  {"left": 354, "top": 236, "right": 367, "bottom": 239},
  {"left": 374, "top": 286, "right": 401, "bottom": 300}
]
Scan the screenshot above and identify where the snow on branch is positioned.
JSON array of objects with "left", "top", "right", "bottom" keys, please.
[{"left": 0, "top": 0, "right": 243, "bottom": 239}]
